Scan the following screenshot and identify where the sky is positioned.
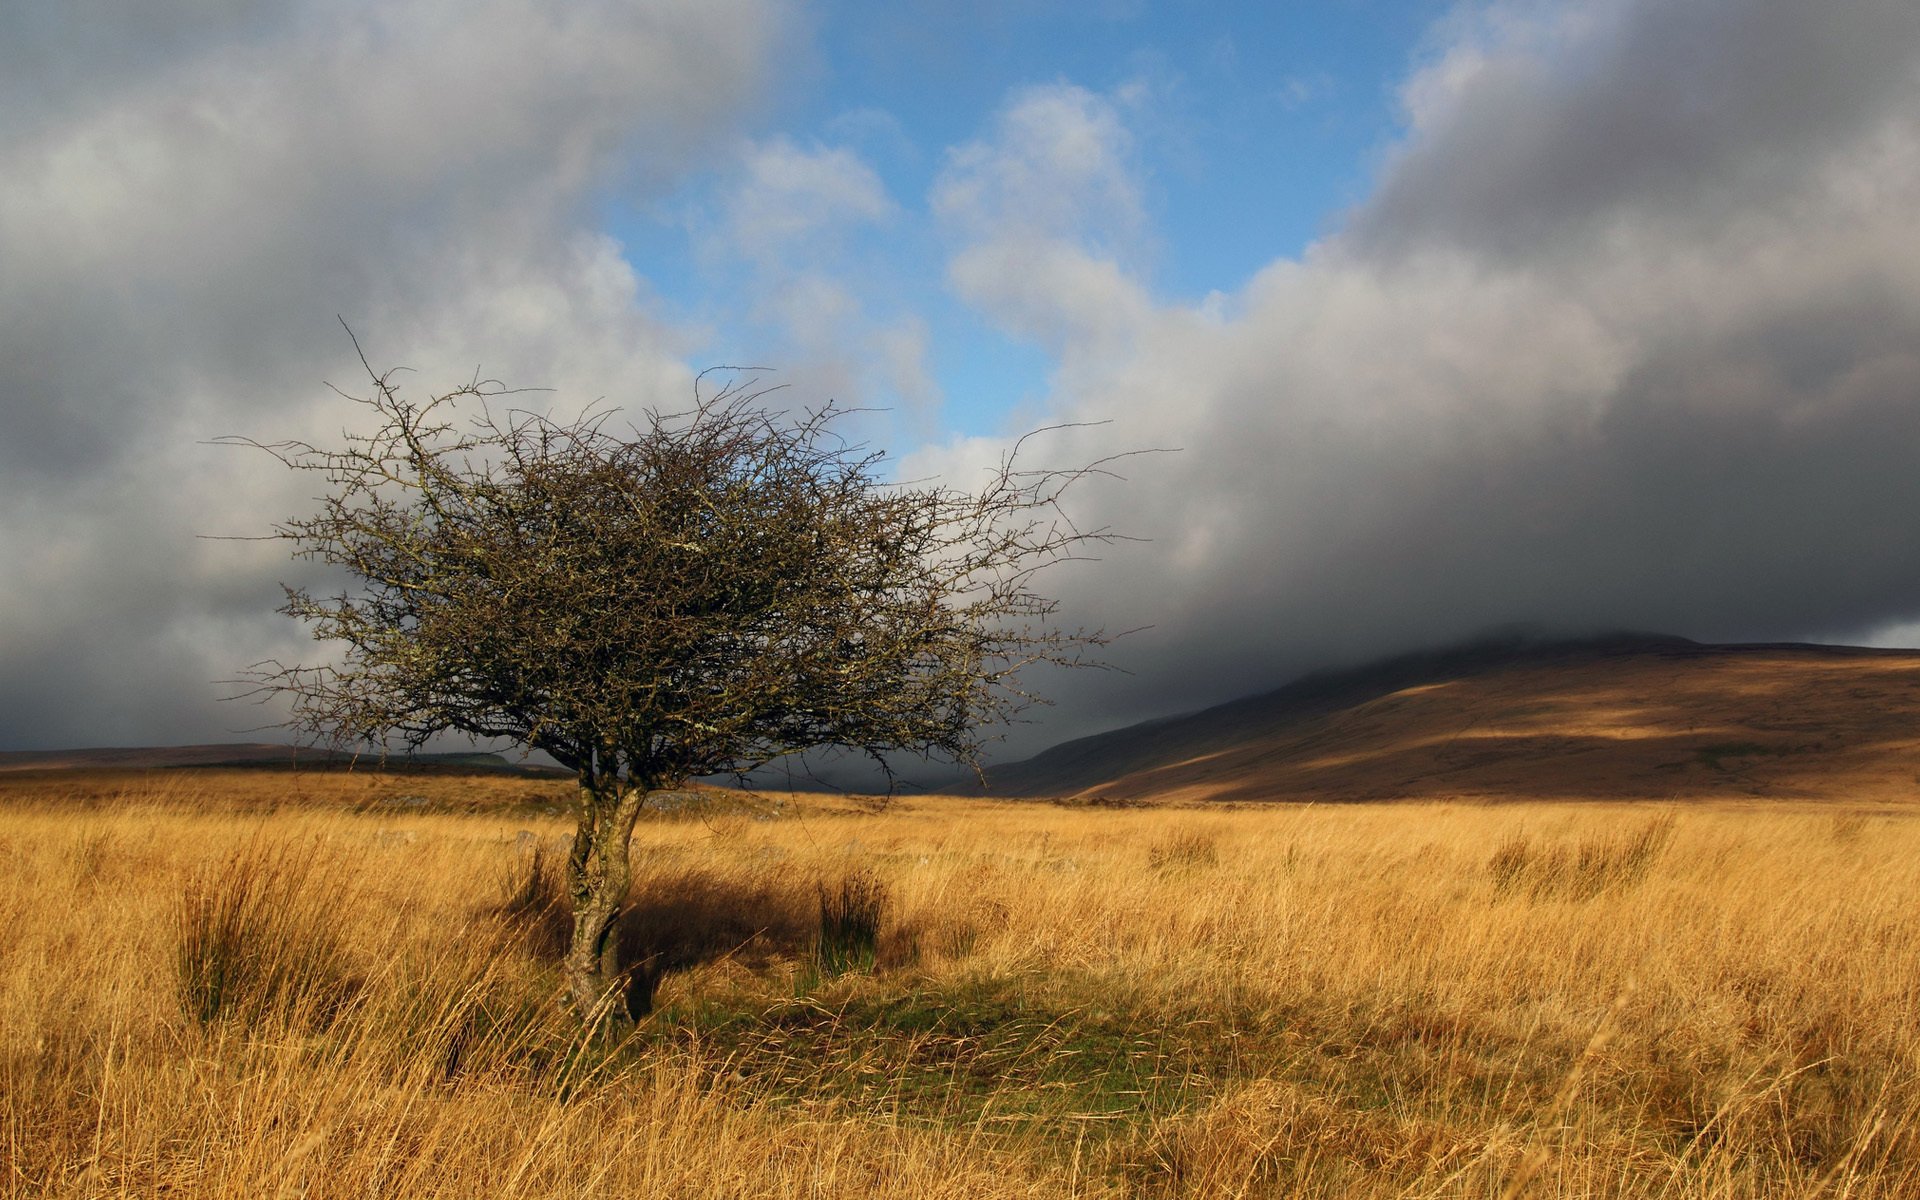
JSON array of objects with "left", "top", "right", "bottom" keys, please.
[{"left": 5, "top": 0, "right": 1920, "bottom": 759}]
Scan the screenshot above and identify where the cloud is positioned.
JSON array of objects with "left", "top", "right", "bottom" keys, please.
[
  {"left": 724, "top": 136, "right": 896, "bottom": 264},
  {"left": 690, "top": 134, "right": 939, "bottom": 438},
  {"left": 749, "top": 271, "right": 942, "bottom": 421},
  {"left": 11, "top": 0, "right": 1920, "bottom": 768},
  {"left": 932, "top": 83, "right": 1155, "bottom": 353},
  {"left": 919, "top": 0, "right": 1920, "bottom": 748},
  {"left": 933, "top": 82, "right": 1145, "bottom": 252},
  {"left": 0, "top": 0, "right": 788, "bottom": 748},
  {"left": 1356, "top": 0, "right": 1920, "bottom": 261}
]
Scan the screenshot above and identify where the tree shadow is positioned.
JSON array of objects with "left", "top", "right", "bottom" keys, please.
[{"left": 497, "top": 852, "right": 815, "bottom": 1016}]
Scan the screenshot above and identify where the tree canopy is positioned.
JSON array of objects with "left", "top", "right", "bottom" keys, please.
[{"left": 232, "top": 352, "right": 1123, "bottom": 1019}]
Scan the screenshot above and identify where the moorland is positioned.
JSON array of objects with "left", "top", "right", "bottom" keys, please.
[{"left": 3, "top": 757, "right": 1916, "bottom": 1198}]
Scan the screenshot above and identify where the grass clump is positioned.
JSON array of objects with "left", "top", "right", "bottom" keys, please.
[
  {"left": 174, "top": 838, "right": 357, "bottom": 1028},
  {"left": 492, "top": 836, "right": 569, "bottom": 959},
  {"left": 1487, "top": 814, "right": 1676, "bottom": 900},
  {"left": 1148, "top": 828, "right": 1219, "bottom": 872},
  {"left": 816, "top": 868, "right": 888, "bottom": 978}
]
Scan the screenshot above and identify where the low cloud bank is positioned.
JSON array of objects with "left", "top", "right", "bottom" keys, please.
[{"left": 919, "top": 0, "right": 1920, "bottom": 748}]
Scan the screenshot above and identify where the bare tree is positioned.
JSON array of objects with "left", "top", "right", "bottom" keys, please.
[{"left": 228, "top": 354, "right": 1122, "bottom": 1023}]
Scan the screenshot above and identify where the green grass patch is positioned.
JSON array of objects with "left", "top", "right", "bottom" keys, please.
[{"left": 644, "top": 977, "right": 1261, "bottom": 1139}]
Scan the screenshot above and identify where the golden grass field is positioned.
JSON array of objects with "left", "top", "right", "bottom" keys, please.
[{"left": 3, "top": 766, "right": 1917, "bottom": 1197}]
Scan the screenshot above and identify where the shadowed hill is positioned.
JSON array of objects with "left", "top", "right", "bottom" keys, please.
[
  {"left": 0, "top": 743, "right": 565, "bottom": 776},
  {"left": 979, "top": 634, "right": 1920, "bottom": 804}
]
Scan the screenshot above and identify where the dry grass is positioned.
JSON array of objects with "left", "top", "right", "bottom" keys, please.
[{"left": 3, "top": 771, "right": 1919, "bottom": 1197}]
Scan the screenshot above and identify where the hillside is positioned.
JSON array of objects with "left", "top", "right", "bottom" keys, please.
[{"left": 980, "top": 634, "right": 1920, "bottom": 804}]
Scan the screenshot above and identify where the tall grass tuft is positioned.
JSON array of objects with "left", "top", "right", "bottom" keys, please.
[
  {"left": 498, "top": 840, "right": 565, "bottom": 920},
  {"left": 492, "top": 838, "right": 572, "bottom": 959},
  {"left": 174, "top": 839, "right": 356, "bottom": 1028},
  {"left": 1487, "top": 814, "right": 1677, "bottom": 900},
  {"left": 1148, "top": 828, "right": 1220, "bottom": 872},
  {"left": 816, "top": 868, "right": 888, "bottom": 977}
]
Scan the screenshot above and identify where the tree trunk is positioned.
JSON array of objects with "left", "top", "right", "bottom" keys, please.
[{"left": 562, "top": 777, "right": 649, "bottom": 1024}]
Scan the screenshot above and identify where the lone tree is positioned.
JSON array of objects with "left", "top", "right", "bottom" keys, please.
[{"left": 233, "top": 357, "right": 1119, "bottom": 1022}]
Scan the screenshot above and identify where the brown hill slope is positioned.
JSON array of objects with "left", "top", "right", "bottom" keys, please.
[{"left": 981, "top": 635, "right": 1920, "bottom": 804}]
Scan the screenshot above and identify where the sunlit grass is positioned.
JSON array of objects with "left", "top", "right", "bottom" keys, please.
[{"left": 3, "top": 771, "right": 1917, "bottom": 1196}]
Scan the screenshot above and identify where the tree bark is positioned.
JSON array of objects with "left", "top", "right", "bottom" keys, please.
[{"left": 562, "top": 778, "right": 648, "bottom": 1024}]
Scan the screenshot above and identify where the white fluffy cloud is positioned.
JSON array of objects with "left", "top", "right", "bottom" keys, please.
[
  {"left": 933, "top": 84, "right": 1155, "bottom": 353},
  {"left": 922, "top": 0, "right": 1920, "bottom": 745},
  {"left": 933, "top": 83, "right": 1145, "bottom": 249}
]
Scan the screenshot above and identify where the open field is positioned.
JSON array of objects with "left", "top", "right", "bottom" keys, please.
[{"left": 4, "top": 769, "right": 1918, "bottom": 1197}]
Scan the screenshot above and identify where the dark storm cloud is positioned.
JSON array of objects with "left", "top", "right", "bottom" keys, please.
[
  {"left": 925, "top": 0, "right": 1920, "bottom": 750},
  {"left": 1353, "top": 0, "right": 1920, "bottom": 261},
  {"left": 0, "top": 0, "right": 789, "bottom": 749}
]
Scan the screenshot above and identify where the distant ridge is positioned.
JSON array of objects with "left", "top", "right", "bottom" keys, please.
[
  {"left": 0, "top": 743, "right": 564, "bottom": 775},
  {"left": 978, "top": 633, "right": 1920, "bottom": 804}
]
